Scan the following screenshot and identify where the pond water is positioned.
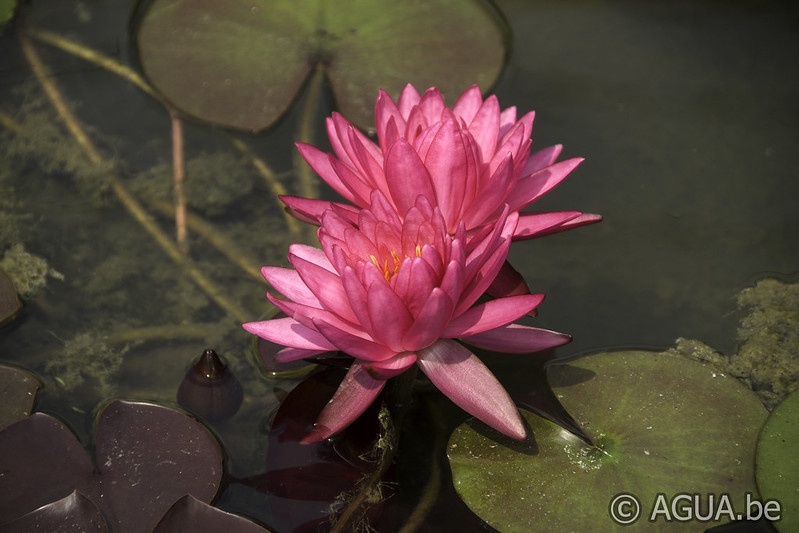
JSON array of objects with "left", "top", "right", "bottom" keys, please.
[{"left": 1, "top": 0, "right": 797, "bottom": 531}]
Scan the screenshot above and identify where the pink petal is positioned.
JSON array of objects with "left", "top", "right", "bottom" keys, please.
[
  {"left": 367, "top": 277, "right": 414, "bottom": 351},
  {"left": 375, "top": 89, "right": 404, "bottom": 148},
  {"left": 417, "top": 339, "right": 526, "bottom": 440},
  {"left": 424, "top": 120, "right": 470, "bottom": 232},
  {"left": 261, "top": 266, "right": 321, "bottom": 307},
  {"left": 513, "top": 211, "right": 583, "bottom": 240},
  {"left": 295, "top": 143, "right": 359, "bottom": 203},
  {"left": 465, "top": 94, "right": 501, "bottom": 163},
  {"left": 313, "top": 318, "right": 396, "bottom": 362},
  {"left": 364, "top": 351, "right": 418, "bottom": 379},
  {"left": 279, "top": 195, "right": 331, "bottom": 225},
  {"left": 396, "top": 83, "right": 422, "bottom": 118},
  {"left": 451, "top": 85, "right": 484, "bottom": 124},
  {"left": 461, "top": 152, "right": 514, "bottom": 229},
  {"left": 242, "top": 317, "right": 335, "bottom": 351},
  {"left": 523, "top": 143, "right": 563, "bottom": 175},
  {"left": 302, "top": 363, "right": 387, "bottom": 444},
  {"left": 516, "top": 212, "right": 603, "bottom": 240},
  {"left": 444, "top": 294, "right": 545, "bottom": 337},
  {"left": 401, "top": 288, "right": 454, "bottom": 350},
  {"left": 462, "top": 324, "right": 571, "bottom": 353},
  {"left": 384, "top": 139, "right": 436, "bottom": 217},
  {"left": 288, "top": 244, "right": 335, "bottom": 272},
  {"left": 509, "top": 157, "right": 584, "bottom": 211},
  {"left": 274, "top": 346, "right": 330, "bottom": 362},
  {"left": 289, "top": 254, "right": 357, "bottom": 324}
]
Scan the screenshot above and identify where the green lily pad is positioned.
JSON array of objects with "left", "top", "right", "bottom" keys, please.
[
  {"left": 135, "top": 0, "right": 507, "bottom": 131},
  {"left": 0, "top": 364, "right": 40, "bottom": 431},
  {"left": 448, "top": 351, "right": 768, "bottom": 531},
  {"left": 756, "top": 388, "right": 799, "bottom": 532}
]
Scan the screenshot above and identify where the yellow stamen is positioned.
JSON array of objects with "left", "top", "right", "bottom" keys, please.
[{"left": 370, "top": 250, "right": 403, "bottom": 282}]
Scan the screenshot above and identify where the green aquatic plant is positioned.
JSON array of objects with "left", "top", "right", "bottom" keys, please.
[
  {"left": 0, "top": 243, "right": 63, "bottom": 300},
  {"left": 729, "top": 277, "right": 799, "bottom": 408}
]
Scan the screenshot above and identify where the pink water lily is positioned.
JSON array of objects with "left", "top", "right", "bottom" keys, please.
[
  {"left": 286, "top": 84, "right": 599, "bottom": 238},
  {"left": 284, "top": 84, "right": 600, "bottom": 296},
  {"left": 244, "top": 191, "right": 570, "bottom": 442}
]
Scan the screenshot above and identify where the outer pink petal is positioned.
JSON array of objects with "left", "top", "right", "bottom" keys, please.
[
  {"left": 279, "top": 195, "right": 331, "bottom": 225},
  {"left": 301, "top": 363, "right": 387, "bottom": 444},
  {"left": 274, "top": 346, "right": 330, "bottom": 362},
  {"left": 417, "top": 339, "right": 526, "bottom": 440},
  {"left": 509, "top": 158, "right": 584, "bottom": 211},
  {"left": 242, "top": 317, "right": 336, "bottom": 351},
  {"left": 261, "top": 266, "right": 321, "bottom": 307},
  {"left": 523, "top": 144, "right": 563, "bottom": 175},
  {"left": 288, "top": 244, "right": 335, "bottom": 273},
  {"left": 515, "top": 212, "right": 603, "bottom": 240},
  {"left": 296, "top": 143, "right": 360, "bottom": 203},
  {"left": 289, "top": 254, "right": 357, "bottom": 324},
  {"left": 513, "top": 211, "right": 583, "bottom": 240},
  {"left": 313, "top": 318, "right": 396, "bottom": 362},
  {"left": 462, "top": 324, "right": 571, "bottom": 353},
  {"left": 444, "top": 294, "right": 545, "bottom": 337}
]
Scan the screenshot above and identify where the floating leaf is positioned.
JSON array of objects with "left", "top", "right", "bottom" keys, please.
[
  {"left": 0, "top": 490, "right": 107, "bottom": 532},
  {"left": 135, "top": 0, "right": 508, "bottom": 131},
  {"left": 448, "top": 351, "right": 767, "bottom": 531},
  {"left": 154, "top": 494, "right": 271, "bottom": 532},
  {"left": 0, "top": 400, "right": 223, "bottom": 530},
  {"left": 0, "top": 0, "right": 17, "bottom": 27},
  {"left": 0, "top": 364, "right": 40, "bottom": 431},
  {"left": 756, "top": 388, "right": 799, "bottom": 532}
]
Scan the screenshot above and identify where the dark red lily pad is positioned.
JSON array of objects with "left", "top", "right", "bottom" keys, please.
[
  {"left": 0, "top": 400, "right": 223, "bottom": 530},
  {"left": 154, "top": 494, "right": 271, "bottom": 532},
  {"left": 242, "top": 366, "right": 388, "bottom": 531},
  {"left": 0, "top": 363, "right": 40, "bottom": 431},
  {"left": 0, "top": 490, "right": 107, "bottom": 532},
  {"left": 135, "top": 0, "right": 508, "bottom": 131}
]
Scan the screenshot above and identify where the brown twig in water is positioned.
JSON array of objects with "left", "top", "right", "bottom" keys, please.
[
  {"left": 18, "top": 32, "right": 252, "bottom": 324},
  {"left": 170, "top": 108, "right": 188, "bottom": 253}
]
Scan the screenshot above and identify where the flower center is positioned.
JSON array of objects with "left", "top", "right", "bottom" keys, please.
[{"left": 369, "top": 245, "right": 422, "bottom": 282}]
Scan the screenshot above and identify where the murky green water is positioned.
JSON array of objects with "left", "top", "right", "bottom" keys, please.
[{"left": 1, "top": 0, "right": 797, "bottom": 530}]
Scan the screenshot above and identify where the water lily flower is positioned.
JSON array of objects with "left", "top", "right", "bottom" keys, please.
[
  {"left": 244, "top": 191, "right": 570, "bottom": 442},
  {"left": 283, "top": 83, "right": 600, "bottom": 295}
]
